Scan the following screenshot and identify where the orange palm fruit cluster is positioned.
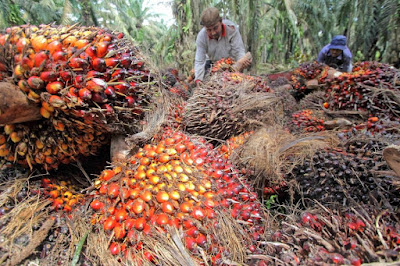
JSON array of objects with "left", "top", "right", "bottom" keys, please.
[
  {"left": 89, "top": 130, "right": 265, "bottom": 263},
  {"left": 219, "top": 131, "right": 254, "bottom": 159},
  {"left": 0, "top": 24, "right": 158, "bottom": 169},
  {"left": 291, "top": 109, "right": 325, "bottom": 132},
  {"left": 0, "top": 119, "right": 108, "bottom": 170},
  {"left": 41, "top": 178, "right": 84, "bottom": 212}
]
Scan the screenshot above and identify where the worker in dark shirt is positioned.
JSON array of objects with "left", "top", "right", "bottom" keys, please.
[{"left": 317, "top": 35, "right": 352, "bottom": 72}]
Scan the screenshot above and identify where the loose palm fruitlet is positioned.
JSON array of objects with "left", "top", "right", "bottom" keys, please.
[
  {"left": 0, "top": 24, "right": 156, "bottom": 169},
  {"left": 89, "top": 130, "right": 266, "bottom": 264},
  {"left": 183, "top": 72, "right": 277, "bottom": 140}
]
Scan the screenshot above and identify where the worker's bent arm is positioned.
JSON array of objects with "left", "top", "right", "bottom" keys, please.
[
  {"left": 229, "top": 26, "right": 246, "bottom": 61},
  {"left": 194, "top": 33, "right": 208, "bottom": 81}
]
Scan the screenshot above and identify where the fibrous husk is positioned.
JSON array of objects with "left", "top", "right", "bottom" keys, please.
[
  {"left": 182, "top": 72, "right": 283, "bottom": 140},
  {"left": 263, "top": 203, "right": 400, "bottom": 265},
  {"left": 229, "top": 126, "right": 339, "bottom": 194}
]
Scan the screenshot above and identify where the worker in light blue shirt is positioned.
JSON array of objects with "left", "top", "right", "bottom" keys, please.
[
  {"left": 194, "top": 7, "right": 252, "bottom": 83},
  {"left": 317, "top": 35, "right": 353, "bottom": 72}
]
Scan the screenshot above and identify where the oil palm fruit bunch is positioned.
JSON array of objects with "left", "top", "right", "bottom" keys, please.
[
  {"left": 89, "top": 130, "right": 266, "bottom": 263},
  {"left": 291, "top": 62, "right": 329, "bottom": 92},
  {"left": 0, "top": 24, "right": 157, "bottom": 169},
  {"left": 323, "top": 61, "right": 400, "bottom": 118},
  {"left": 290, "top": 109, "right": 326, "bottom": 133},
  {"left": 183, "top": 72, "right": 278, "bottom": 140},
  {"left": 268, "top": 205, "right": 400, "bottom": 265},
  {"left": 0, "top": 118, "right": 108, "bottom": 170},
  {"left": 290, "top": 147, "right": 400, "bottom": 208}
]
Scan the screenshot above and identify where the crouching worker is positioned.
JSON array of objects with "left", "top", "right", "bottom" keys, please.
[
  {"left": 317, "top": 35, "right": 353, "bottom": 72},
  {"left": 194, "top": 7, "right": 252, "bottom": 85}
]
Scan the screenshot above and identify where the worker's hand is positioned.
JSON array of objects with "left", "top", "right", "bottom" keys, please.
[{"left": 233, "top": 52, "right": 252, "bottom": 72}]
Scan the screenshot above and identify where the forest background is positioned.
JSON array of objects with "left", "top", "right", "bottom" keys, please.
[{"left": 0, "top": 0, "right": 399, "bottom": 76}]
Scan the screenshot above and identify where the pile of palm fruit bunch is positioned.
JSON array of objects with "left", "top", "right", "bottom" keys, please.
[
  {"left": 182, "top": 61, "right": 280, "bottom": 140},
  {"left": 0, "top": 24, "right": 158, "bottom": 170},
  {"left": 0, "top": 174, "right": 92, "bottom": 265},
  {"left": 87, "top": 129, "right": 267, "bottom": 265},
  {"left": 261, "top": 204, "right": 400, "bottom": 265}
]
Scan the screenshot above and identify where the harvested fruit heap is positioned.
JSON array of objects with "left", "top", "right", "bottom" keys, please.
[
  {"left": 0, "top": 176, "right": 87, "bottom": 265},
  {"left": 324, "top": 61, "right": 400, "bottom": 118},
  {"left": 89, "top": 130, "right": 266, "bottom": 264},
  {"left": 0, "top": 24, "right": 157, "bottom": 169},
  {"left": 265, "top": 204, "right": 400, "bottom": 265},
  {"left": 183, "top": 72, "right": 278, "bottom": 140}
]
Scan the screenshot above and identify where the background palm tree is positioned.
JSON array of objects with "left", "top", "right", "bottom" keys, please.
[{"left": 0, "top": 0, "right": 399, "bottom": 73}]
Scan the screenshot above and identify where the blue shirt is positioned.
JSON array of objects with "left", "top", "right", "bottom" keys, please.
[{"left": 317, "top": 45, "right": 352, "bottom": 72}]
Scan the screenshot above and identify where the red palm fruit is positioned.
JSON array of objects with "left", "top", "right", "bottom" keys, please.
[
  {"left": 132, "top": 199, "right": 145, "bottom": 214},
  {"left": 111, "top": 69, "right": 127, "bottom": 80},
  {"left": 114, "top": 82, "right": 129, "bottom": 94},
  {"left": 161, "top": 202, "right": 174, "bottom": 214},
  {"left": 40, "top": 107, "right": 52, "bottom": 118},
  {"left": 104, "top": 86, "right": 116, "bottom": 98},
  {"left": 13, "top": 65, "right": 24, "bottom": 78},
  {"left": 86, "top": 78, "right": 107, "bottom": 92},
  {"left": 73, "top": 75, "right": 85, "bottom": 88},
  {"left": 85, "top": 46, "right": 96, "bottom": 58},
  {"left": 186, "top": 227, "right": 199, "bottom": 238},
  {"left": 68, "top": 57, "right": 87, "bottom": 68},
  {"left": 125, "top": 96, "right": 135, "bottom": 107},
  {"left": 27, "top": 76, "right": 44, "bottom": 89},
  {"left": 92, "top": 58, "right": 106, "bottom": 72},
  {"left": 87, "top": 70, "right": 103, "bottom": 78},
  {"left": 109, "top": 242, "right": 120, "bottom": 255},
  {"left": 90, "top": 199, "right": 105, "bottom": 211},
  {"left": 16, "top": 37, "right": 29, "bottom": 53},
  {"left": 104, "top": 217, "right": 117, "bottom": 231},
  {"left": 195, "top": 233, "right": 207, "bottom": 246},
  {"left": 156, "top": 213, "right": 169, "bottom": 226},
  {"left": 114, "top": 223, "right": 126, "bottom": 239},
  {"left": 46, "top": 81, "right": 64, "bottom": 94},
  {"left": 156, "top": 191, "right": 169, "bottom": 203},
  {"left": 180, "top": 202, "right": 192, "bottom": 213},
  {"left": 135, "top": 217, "right": 146, "bottom": 231},
  {"left": 107, "top": 183, "right": 120, "bottom": 198},
  {"left": 125, "top": 218, "right": 135, "bottom": 230},
  {"left": 31, "top": 35, "right": 47, "bottom": 52},
  {"left": 115, "top": 208, "right": 128, "bottom": 222},
  {"left": 185, "top": 237, "right": 196, "bottom": 251},
  {"left": 140, "top": 191, "right": 152, "bottom": 202},
  {"left": 47, "top": 40, "right": 62, "bottom": 55},
  {"left": 60, "top": 70, "right": 72, "bottom": 81},
  {"left": 33, "top": 51, "right": 49, "bottom": 67},
  {"left": 102, "top": 104, "right": 114, "bottom": 114},
  {"left": 18, "top": 80, "right": 29, "bottom": 92},
  {"left": 91, "top": 92, "right": 106, "bottom": 103},
  {"left": 96, "top": 41, "right": 109, "bottom": 58},
  {"left": 105, "top": 57, "right": 119, "bottom": 68},
  {"left": 0, "top": 135, "right": 6, "bottom": 145},
  {"left": 48, "top": 95, "right": 65, "bottom": 108},
  {"left": 120, "top": 54, "right": 132, "bottom": 68},
  {"left": 191, "top": 207, "right": 206, "bottom": 221},
  {"left": 62, "top": 35, "right": 77, "bottom": 47},
  {"left": 75, "top": 39, "right": 90, "bottom": 49},
  {"left": 20, "top": 56, "right": 33, "bottom": 70},
  {"left": 78, "top": 88, "right": 92, "bottom": 101},
  {"left": 40, "top": 71, "right": 58, "bottom": 82},
  {"left": 100, "top": 169, "right": 115, "bottom": 181},
  {"left": 52, "top": 51, "right": 67, "bottom": 61}
]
